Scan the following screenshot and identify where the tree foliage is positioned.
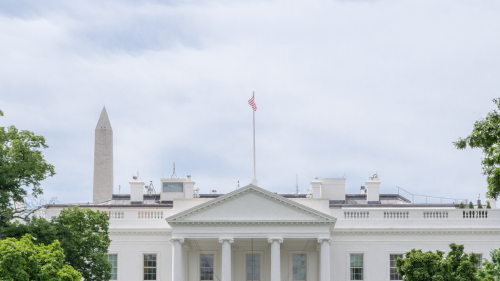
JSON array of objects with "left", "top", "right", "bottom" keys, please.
[
  {"left": 396, "top": 243, "right": 479, "bottom": 281},
  {"left": 2, "top": 206, "right": 112, "bottom": 281},
  {"left": 454, "top": 99, "right": 500, "bottom": 199},
  {"left": 477, "top": 248, "right": 500, "bottom": 280},
  {"left": 0, "top": 234, "right": 82, "bottom": 280},
  {"left": 0, "top": 124, "right": 55, "bottom": 225}
]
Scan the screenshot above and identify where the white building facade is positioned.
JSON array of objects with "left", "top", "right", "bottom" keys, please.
[{"left": 45, "top": 175, "right": 500, "bottom": 281}]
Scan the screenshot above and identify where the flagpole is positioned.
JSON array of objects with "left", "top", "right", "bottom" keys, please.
[{"left": 252, "top": 91, "right": 257, "bottom": 185}]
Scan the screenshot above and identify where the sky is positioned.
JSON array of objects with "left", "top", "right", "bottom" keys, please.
[{"left": 1, "top": 0, "right": 500, "bottom": 204}]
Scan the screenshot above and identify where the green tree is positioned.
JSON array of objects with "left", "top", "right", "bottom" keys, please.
[
  {"left": 459, "top": 202, "right": 465, "bottom": 209},
  {"left": 469, "top": 202, "right": 475, "bottom": 209},
  {"left": 2, "top": 206, "right": 112, "bottom": 281},
  {"left": 0, "top": 123, "right": 56, "bottom": 225},
  {"left": 478, "top": 201, "right": 483, "bottom": 209},
  {"left": 396, "top": 243, "right": 479, "bottom": 281},
  {"left": 455, "top": 99, "right": 500, "bottom": 199},
  {"left": 54, "top": 206, "right": 112, "bottom": 281},
  {"left": 0, "top": 234, "right": 81, "bottom": 280},
  {"left": 486, "top": 201, "right": 492, "bottom": 209},
  {"left": 477, "top": 248, "right": 500, "bottom": 281}
]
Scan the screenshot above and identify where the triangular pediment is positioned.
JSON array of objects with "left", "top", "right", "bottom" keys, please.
[{"left": 166, "top": 185, "right": 336, "bottom": 222}]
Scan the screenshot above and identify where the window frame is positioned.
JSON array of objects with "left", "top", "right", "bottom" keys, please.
[
  {"left": 242, "top": 250, "right": 264, "bottom": 281},
  {"left": 197, "top": 251, "right": 218, "bottom": 281},
  {"left": 140, "top": 252, "right": 160, "bottom": 281},
  {"left": 288, "top": 251, "right": 310, "bottom": 281},
  {"left": 346, "top": 252, "right": 366, "bottom": 281},
  {"left": 107, "top": 253, "right": 118, "bottom": 280},
  {"left": 388, "top": 253, "right": 404, "bottom": 281},
  {"left": 475, "top": 253, "right": 483, "bottom": 269}
]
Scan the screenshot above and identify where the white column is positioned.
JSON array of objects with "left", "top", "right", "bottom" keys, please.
[
  {"left": 318, "top": 238, "right": 333, "bottom": 281},
  {"left": 170, "top": 238, "right": 185, "bottom": 281},
  {"left": 219, "top": 238, "right": 234, "bottom": 281},
  {"left": 268, "top": 238, "right": 283, "bottom": 281}
]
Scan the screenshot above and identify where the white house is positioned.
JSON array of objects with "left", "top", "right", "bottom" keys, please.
[{"left": 44, "top": 108, "right": 500, "bottom": 281}]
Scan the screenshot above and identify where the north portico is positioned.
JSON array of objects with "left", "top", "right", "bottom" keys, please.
[{"left": 166, "top": 185, "right": 336, "bottom": 281}]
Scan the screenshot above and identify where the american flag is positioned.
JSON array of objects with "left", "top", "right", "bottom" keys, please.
[{"left": 248, "top": 95, "right": 257, "bottom": 111}]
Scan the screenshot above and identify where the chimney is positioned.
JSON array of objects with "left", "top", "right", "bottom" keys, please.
[
  {"left": 310, "top": 177, "right": 322, "bottom": 198},
  {"left": 360, "top": 186, "right": 366, "bottom": 194},
  {"left": 320, "top": 178, "right": 346, "bottom": 201},
  {"left": 184, "top": 175, "right": 196, "bottom": 198},
  {"left": 130, "top": 176, "right": 145, "bottom": 204},
  {"left": 486, "top": 198, "right": 497, "bottom": 209},
  {"left": 365, "top": 174, "right": 381, "bottom": 204}
]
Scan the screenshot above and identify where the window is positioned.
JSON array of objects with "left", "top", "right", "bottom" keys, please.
[
  {"left": 476, "top": 254, "right": 483, "bottom": 269},
  {"left": 143, "top": 254, "right": 157, "bottom": 280},
  {"left": 200, "top": 254, "right": 214, "bottom": 281},
  {"left": 350, "top": 254, "right": 363, "bottom": 280},
  {"left": 107, "top": 254, "right": 117, "bottom": 280},
  {"left": 390, "top": 254, "right": 403, "bottom": 280},
  {"left": 163, "top": 182, "right": 183, "bottom": 192},
  {"left": 292, "top": 254, "right": 307, "bottom": 281},
  {"left": 246, "top": 254, "right": 260, "bottom": 281}
]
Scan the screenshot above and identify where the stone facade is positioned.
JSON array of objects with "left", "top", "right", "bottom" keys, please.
[{"left": 93, "top": 106, "right": 113, "bottom": 203}]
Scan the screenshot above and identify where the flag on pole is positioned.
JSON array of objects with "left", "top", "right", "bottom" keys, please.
[{"left": 248, "top": 95, "right": 257, "bottom": 111}]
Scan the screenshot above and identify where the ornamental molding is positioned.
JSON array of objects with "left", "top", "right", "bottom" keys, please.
[
  {"left": 218, "top": 238, "right": 235, "bottom": 243},
  {"left": 267, "top": 238, "right": 284, "bottom": 244},
  {"left": 109, "top": 230, "right": 171, "bottom": 235},
  {"left": 317, "top": 238, "right": 333, "bottom": 245},
  {"left": 168, "top": 220, "right": 333, "bottom": 226},
  {"left": 169, "top": 238, "right": 185, "bottom": 244},
  {"left": 332, "top": 229, "right": 500, "bottom": 235},
  {"left": 166, "top": 184, "right": 336, "bottom": 223}
]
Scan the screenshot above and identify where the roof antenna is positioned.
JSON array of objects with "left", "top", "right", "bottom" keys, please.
[
  {"left": 171, "top": 162, "right": 177, "bottom": 178},
  {"left": 236, "top": 180, "right": 240, "bottom": 190},
  {"left": 296, "top": 174, "right": 299, "bottom": 194}
]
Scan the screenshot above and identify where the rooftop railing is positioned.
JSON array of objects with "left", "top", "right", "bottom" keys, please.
[{"left": 397, "top": 186, "right": 468, "bottom": 204}]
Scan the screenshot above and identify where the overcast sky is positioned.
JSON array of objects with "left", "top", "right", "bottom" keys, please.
[{"left": 1, "top": 0, "right": 500, "bottom": 204}]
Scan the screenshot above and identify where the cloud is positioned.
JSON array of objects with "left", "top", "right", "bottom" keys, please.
[{"left": 1, "top": 0, "right": 499, "bottom": 204}]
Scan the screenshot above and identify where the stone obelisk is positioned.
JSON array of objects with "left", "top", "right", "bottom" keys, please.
[{"left": 93, "top": 107, "right": 113, "bottom": 203}]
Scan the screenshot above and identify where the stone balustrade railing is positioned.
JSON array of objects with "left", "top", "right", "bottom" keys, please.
[
  {"left": 338, "top": 209, "right": 499, "bottom": 220},
  {"left": 106, "top": 210, "right": 164, "bottom": 220}
]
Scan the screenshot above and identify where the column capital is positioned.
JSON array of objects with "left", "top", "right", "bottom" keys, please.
[
  {"left": 268, "top": 238, "right": 284, "bottom": 244},
  {"left": 170, "top": 238, "right": 185, "bottom": 244},
  {"left": 317, "top": 238, "right": 333, "bottom": 246},
  {"left": 218, "top": 238, "right": 234, "bottom": 244}
]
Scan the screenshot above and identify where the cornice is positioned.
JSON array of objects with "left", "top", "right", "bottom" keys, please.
[
  {"left": 110, "top": 229, "right": 172, "bottom": 235},
  {"left": 166, "top": 184, "right": 336, "bottom": 222},
  {"left": 168, "top": 220, "right": 334, "bottom": 225},
  {"left": 332, "top": 229, "right": 500, "bottom": 235}
]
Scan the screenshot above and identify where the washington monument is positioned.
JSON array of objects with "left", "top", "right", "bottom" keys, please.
[{"left": 93, "top": 106, "right": 113, "bottom": 203}]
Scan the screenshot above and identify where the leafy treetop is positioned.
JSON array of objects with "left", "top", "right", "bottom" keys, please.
[
  {"left": 0, "top": 234, "right": 82, "bottom": 280},
  {"left": 2, "top": 206, "right": 112, "bottom": 281},
  {"left": 0, "top": 123, "right": 55, "bottom": 225},
  {"left": 396, "top": 243, "right": 479, "bottom": 281},
  {"left": 455, "top": 99, "right": 500, "bottom": 199},
  {"left": 477, "top": 248, "right": 500, "bottom": 280}
]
